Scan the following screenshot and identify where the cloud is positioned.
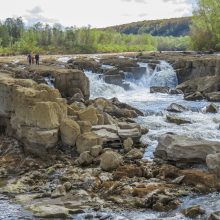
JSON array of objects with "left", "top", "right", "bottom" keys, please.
[
  {"left": 27, "top": 6, "right": 43, "bottom": 14},
  {"left": 121, "top": 0, "right": 147, "bottom": 3},
  {"left": 24, "top": 6, "right": 58, "bottom": 26},
  {"left": 138, "top": 13, "right": 148, "bottom": 17}
]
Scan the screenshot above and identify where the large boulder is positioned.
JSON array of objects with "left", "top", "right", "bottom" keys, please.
[
  {"left": 76, "top": 132, "right": 103, "bottom": 154},
  {"left": 100, "top": 151, "right": 122, "bottom": 171},
  {"left": 206, "top": 153, "right": 220, "bottom": 177},
  {"left": 154, "top": 134, "right": 220, "bottom": 164},
  {"left": 0, "top": 74, "right": 67, "bottom": 157},
  {"left": 28, "top": 66, "right": 90, "bottom": 99},
  {"left": 167, "top": 103, "right": 188, "bottom": 113},
  {"left": 205, "top": 103, "right": 219, "bottom": 113},
  {"left": 205, "top": 92, "right": 220, "bottom": 102},
  {"left": 166, "top": 114, "right": 191, "bottom": 125},
  {"left": 60, "top": 118, "right": 80, "bottom": 146},
  {"left": 78, "top": 107, "right": 98, "bottom": 125}
]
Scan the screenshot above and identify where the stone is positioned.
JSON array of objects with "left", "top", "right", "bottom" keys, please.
[
  {"left": 208, "top": 211, "right": 220, "bottom": 220},
  {"left": 78, "top": 107, "right": 98, "bottom": 125},
  {"left": 97, "top": 113, "right": 104, "bottom": 125},
  {"left": 118, "top": 128, "right": 141, "bottom": 140},
  {"left": 154, "top": 134, "right": 220, "bottom": 164},
  {"left": 51, "top": 185, "right": 66, "bottom": 198},
  {"left": 167, "top": 103, "right": 188, "bottom": 113},
  {"left": 28, "top": 204, "right": 70, "bottom": 218},
  {"left": 205, "top": 92, "right": 220, "bottom": 102},
  {"left": 150, "top": 86, "right": 170, "bottom": 93},
  {"left": 125, "top": 148, "right": 143, "bottom": 160},
  {"left": 185, "top": 92, "right": 204, "bottom": 101},
  {"left": 206, "top": 103, "right": 219, "bottom": 113},
  {"left": 100, "top": 151, "right": 122, "bottom": 171},
  {"left": 206, "top": 153, "right": 220, "bottom": 177},
  {"left": 76, "top": 132, "right": 103, "bottom": 154},
  {"left": 166, "top": 114, "right": 191, "bottom": 125},
  {"left": 123, "top": 137, "right": 133, "bottom": 149},
  {"left": 60, "top": 118, "right": 80, "bottom": 146},
  {"left": 63, "top": 182, "right": 72, "bottom": 191},
  {"left": 93, "top": 129, "right": 120, "bottom": 141},
  {"left": 181, "top": 205, "right": 205, "bottom": 218},
  {"left": 92, "top": 124, "right": 118, "bottom": 133},
  {"left": 77, "top": 151, "right": 94, "bottom": 166},
  {"left": 180, "top": 169, "right": 220, "bottom": 190},
  {"left": 90, "top": 145, "right": 102, "bottom": 157},
  {"left": 18, "top": 127, "right": 59, "bottom": 157},
  {"left": 77, "top": 121, "right": 92, "bottom": 133}
]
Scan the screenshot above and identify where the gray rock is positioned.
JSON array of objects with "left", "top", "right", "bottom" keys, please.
[
  {"left": 206, "top": 153, "right": 220, "bottom": 177},
  {"left": 166, "top": 114, "right": 191, "bottom": 125},
  {"left": 167, "top": 103, "right": 188, "bottom": 113},
  {"left": 154, "top": 134, "right": 220, "bottom": 164},
  {"left": 100, "top": 151, "right": 122, "bottom": 171}
]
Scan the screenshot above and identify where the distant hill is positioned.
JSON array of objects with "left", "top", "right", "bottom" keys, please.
[{"left": 103, "top": 17, "right": 192, "bottom": 37}]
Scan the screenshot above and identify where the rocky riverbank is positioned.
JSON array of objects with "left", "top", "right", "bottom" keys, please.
[{"left": 0, "top": 52, "right": 219, "bottom": 219}]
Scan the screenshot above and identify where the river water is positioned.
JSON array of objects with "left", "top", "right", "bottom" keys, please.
[{"left": 0, "top": 60, "right": 220, "bottom": 219}]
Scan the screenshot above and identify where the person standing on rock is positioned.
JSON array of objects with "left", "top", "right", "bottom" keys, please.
[
  {"left": 35, "top": 53, "right": 40, "bottom": 65},
  {"left": 27, "top": 53, "right": 32, "bottom": 65},
  {"left": 31, "top": 55, "right": 35, "bottom": 64}
]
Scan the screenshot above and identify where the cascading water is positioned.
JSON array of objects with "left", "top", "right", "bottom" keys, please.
[
  {"left": 124, "top": 61, "right": 178, "bottom": 90},
  {"left": 83, "top": 60, "right": 220, "bottom": 219}
]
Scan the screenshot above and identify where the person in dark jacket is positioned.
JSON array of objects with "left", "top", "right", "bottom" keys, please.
[
  {"left": 27, "top": 54, "right": 32, "bottom": 65},
  {"left": 35, "top": 53, "right": 40, "bottom": 65}
]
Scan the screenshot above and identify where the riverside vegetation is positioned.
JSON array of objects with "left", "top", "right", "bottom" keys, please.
[{"left": 0, "top": 0, "right": 219, "bottom": 55}]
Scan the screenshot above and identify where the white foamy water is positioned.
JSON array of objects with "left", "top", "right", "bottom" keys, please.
[
  {"left": 83, "top": 59, "right": 220, "bottom": 219},
  {"left": 85, "top": 61, "right": 220, "bottom": 160}
]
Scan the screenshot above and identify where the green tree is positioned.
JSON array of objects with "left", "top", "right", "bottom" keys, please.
[{"left": 191, "top": 0, "right": 220, "bottom": 50}]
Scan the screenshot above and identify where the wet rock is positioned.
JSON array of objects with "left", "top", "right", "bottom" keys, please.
[
  {"left": 60, "top": 118, "right": 80, "bottom": 146},
  {"left": 181, "top": 205, "right": 205, "bottom": 218},
  {"left": 77, "top": 151, "right": 94, "bottom": 166},
  {"left": 28, "top": 204, "right": 70, "bottom": 218},
  {"left": 51, "top": 185, "right": 66, "bottom": 198},
  {"left": 180, "top": 169, "right": 220, "bottom": 191},
  {"left": 205, "top": 92, "right": 220, "bottom": 102},
  {"left": 177, "top": 75, "right": 220, "bottom": 97},
  {"left": 208, "top": 211, "right": 220, "bottom": 220},
  {"left": 100, "top": 151, "right": 122, "bottom": 171},
  {"left": 206, "top": 103, "right": 219, "bottom": 113},
  {"left": 168, "top": 88, "right": 183, "bottom": 95},
  {"left": 206, "top": 153, "right": 220, "bottom": 177},
  {"left": 184, "top": 91, "right": 204, "bottom": 101},
  {"left": 113, "top": 165, "right": 143, "bottom": 180},
  {"left": 167, "top": 103, "right": 188, "bottom": 113},
  {"left": 78, "top": 107, "right": 98, "bottom": 125},
  {"left": 154, "top": 134, "right": 220, "bottom": 164},
  {"left": 125, "top": 148, "right": 143, "bottom": 160},
  {"left": 166, "top": 114, "right": 191, "bottom": 125},
  {"left": 150, "top": 86, "right": 170, "bottom": 93},
  {"left": 158, "top": 164, "right": 179, "bottom": 179},
  {"left": 76, "top": 132, "right": 103, "bottom": 154}
]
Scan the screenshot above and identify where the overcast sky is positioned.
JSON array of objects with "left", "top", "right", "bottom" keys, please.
[{"left": 0, "top": 0, "right": 196, "bottom": 27}]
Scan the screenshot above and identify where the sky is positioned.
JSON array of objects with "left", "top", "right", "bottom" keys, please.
[{"left": 0, "top": 0, "right": 196, "bottom": 27}]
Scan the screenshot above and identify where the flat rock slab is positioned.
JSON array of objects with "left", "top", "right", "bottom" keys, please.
[{"left": 154, "top": 134, "right": 220, "bottom": 164}]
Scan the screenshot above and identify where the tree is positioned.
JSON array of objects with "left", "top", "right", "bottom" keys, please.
[{"left": 191, "top": 0, "right": 220, "bottom": 50}]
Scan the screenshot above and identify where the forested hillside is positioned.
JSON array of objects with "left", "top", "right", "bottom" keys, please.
[{"left": 104, "top": 17, "right": 192, "bottom": 37}]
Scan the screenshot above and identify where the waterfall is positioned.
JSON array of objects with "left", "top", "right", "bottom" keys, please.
[
  {"left": 85, "top": 71, "right": 125, "bottom": 99},
  {"left": 85, "top": 60, "right": 178, "bottom": 100}
]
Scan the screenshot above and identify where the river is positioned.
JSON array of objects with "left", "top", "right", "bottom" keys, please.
[{"left": 0, "top": 59, "right": 219, "bottom": 219}]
